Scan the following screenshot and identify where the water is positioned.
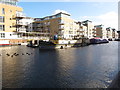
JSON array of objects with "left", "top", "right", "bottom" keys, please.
[{"left": 1, "top": 41, "right": 119, "bottom": 88}]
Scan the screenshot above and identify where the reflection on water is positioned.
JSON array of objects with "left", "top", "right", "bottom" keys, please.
[{"left": 2, "top": 42, "right": 118, "bottom": 88}]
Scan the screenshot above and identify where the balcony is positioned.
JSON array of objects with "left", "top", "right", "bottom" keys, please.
[
  {"left": 59, "top": 22, "right": 65, "bottom": 25},
  {"left": 16, "top": 12, "right": 26, "bottom": 19},
  {"left": 37, "top": 24, "right": 43, "bottom": 27},
  {"left": 16, "top": 22, "right": 23, "bottom": 26},
  {"left": 59, "top": 27, "right": 64, "bottom": 30},
  {"left": 13, "top": 30, "right": 17, "bottom": 32},
  {"left": 16, "top": 14, "right": 26, "bottom": 19},
  {"left": 12, "top": 23, "right": 16, "bottom": 27},
  {"left": 45, "top": 23, "right": 50, "bottom": 26},
  {"left": 16, "top": 22, "right": 27, "bottom": 26}
]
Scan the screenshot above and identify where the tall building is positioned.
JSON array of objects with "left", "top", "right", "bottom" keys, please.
[
  {"left": 94, "top": 25, "right": 107, "bottom": 39},
  {"left": 77, "top": 22, "right": 87, "bottom": 38},
  {"left": 0, "top": 0, "right": 31, "bottom": 44},
  {"left": 33, "top": 12, "right": 80, "bottom": 40},
  {"left": 118, "top": 1, "right": 120, "bottom": 31},
  {"left": 106, "top": 27, "right": 113, "bottom": 39},
  {"left": 117, "top": 31, "right": 120, "bottom": 39},
  {"left": 82, "top": 20, "right": 94, "bottom": 39},
  {"left": 111, "top": 28, "right": 118, "bottom": 39},
  {"left": 16, "top": 16, "right": 34, "bottom": 33},
  {"left": 0, "top": 0, "right": 25, "bottom": 43}
]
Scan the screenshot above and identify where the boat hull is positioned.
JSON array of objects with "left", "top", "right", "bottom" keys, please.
[
  {"left": 90, "top": 38, "right": 109, "bottom": 44},
  {"left": 39, "top": 44, "right": 72, "bottom": 49}
]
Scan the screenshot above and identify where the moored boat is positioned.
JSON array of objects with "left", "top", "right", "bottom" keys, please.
[
  {"left": 90, "top": 37, "right": 109, "bottom": 44},
  {"left": 39, "top": 40, "right": 79, "bottom": 49},
  {"left": 0, "top": 40, "right": 11, "bottom": 47}
]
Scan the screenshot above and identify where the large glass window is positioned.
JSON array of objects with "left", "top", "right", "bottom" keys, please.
[
  {"left": 2, "top": 8, "right": 5, "bottom": 14},
  {"left": 0, "top": 25, "right": 5, "bottom": 31},
  {"left": 0, "top": 16, "right": 5, "bottom": 23},
  {"left": 0, "top": 33, "right": 5, "bottom": 38}
]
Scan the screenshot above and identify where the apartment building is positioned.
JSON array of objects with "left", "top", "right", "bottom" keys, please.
[
  {"left": 106, "top": 27, "right": 114, "bottom": 39},
  {"left": 112, "top": 28, "right": 118, "bottom": 39},
  {"left": 77, "top": 22, "right": 87, "bottom": 38},
  {"left": 16, "top": 15, "right": 34, "bottom": 33},
  {"left": 117, "top": 31, "right": 120, "bottom": 39},
  {"left": 94, "top": 25, "right": 107, "bottom": 39},
  {"left": 33, "top": 12, "right": 80, "bottom": 40},
  {"left": 0, "top": 0, "right": 28, "bottom": 44},
  {"left": 82, "top": 20, "right": 94, "bottom": 39}
]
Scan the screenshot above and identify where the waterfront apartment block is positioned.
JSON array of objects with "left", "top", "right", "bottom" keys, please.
[
  {"left": 94, "top": 25, "right": 118, "bottom": 39},
  {"left": 16, "top": 16, "right": 34, "bottom": 33},
  {"left": 77, "top": 22, "right": 87, "bottom": 38},
  {"left": 0, "top": 0, "right": 23, "bottom": 43},
  {"left": 94, "top": 25, "right": 107, "bottom": 39},
  {"left": 106, "top": 27, "right": 118, "bottom": 39},
  {"left": 82, "top": 20, "right": 94, "bottom": 39},
  {"left": 117, "top": 31, "right": 120, "bottom": 39},
  {"left": 33, "top": 12, "right": 80, "bottom": 40},
  {"left": 0, "top": 1, "right": 118, "bottom": 44},
  {"left": 0, "top": 0, "right": 32, "bottom": 44},
  {"left": 106, "top": 27, "right": 113, "bottom": 39}
]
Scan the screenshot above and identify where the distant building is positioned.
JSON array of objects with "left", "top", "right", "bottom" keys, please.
[
  {"left": 94, "top": 25, "right": 103, "bottom": 38},
  {"left": 117, "top": 31, "right": 120, "bottom": 39},
  {"left": 112, "top": 28, "right": 118, "bottom": 39},
  {"left": 33, "top": 12, "right": 80, "bottom": 40},
  {"left": 106, "top": 27, "right": 113, "bottom": 39},
  {"left": 94, "top": 25, "right": 107, "bottom": 39},
  {"left": 82, "top": 20, "right": 94, "bottom": 39},
  {"left": 77, "top": 22, "right": 87, "bottom": 38},
  {"left": 106, "top": 27, "right": 118, "bottom": 39}
]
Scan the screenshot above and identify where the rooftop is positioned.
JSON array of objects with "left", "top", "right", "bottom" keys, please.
[
  {"left": 0, "top": 0, "right": 19, "bottom": 6},
  {"left": 34, "top": 12, "right": 71, "bottom": 22}
]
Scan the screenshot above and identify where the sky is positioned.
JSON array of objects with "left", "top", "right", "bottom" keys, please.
[{"left": 18, "top": 2, "right": 118, "bottom": 30}]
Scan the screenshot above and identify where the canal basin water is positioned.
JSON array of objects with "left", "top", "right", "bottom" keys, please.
[{"left": 1, "top": 41, "right": 119, "bottom": 88}]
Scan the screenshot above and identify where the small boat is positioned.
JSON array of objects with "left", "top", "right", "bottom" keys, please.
[
  {"left": 101, "top": 39, "right": 109, "bottom": 43},
  {"left": 31, "top": 44, "right": 39, "bottom": 48},
  {"left": 0, "top": 40, "right": 11, "bottom": 47},
  {"left": 27, "top": 43, "right": 39, "bottom": 48},
  {"left": 90, "top": 38, "right": 109, "bottom": 44}
]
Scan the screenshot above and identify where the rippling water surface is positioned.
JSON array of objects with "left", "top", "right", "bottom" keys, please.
[{"left": 1, "top": 41, "right": 119, "bottom": 88}]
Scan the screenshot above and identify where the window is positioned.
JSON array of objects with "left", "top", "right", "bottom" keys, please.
[
  {"left": 2, "top": 8, "right": 5, "bottom": 14},
  {"left": 0, "top": 25, "right": 5, "bottom": 31},
  {"left": 26, "top": 22, "right": 28, "bottom": 25},
  {"left": 0, "top": 16, "right": 5, "bottom": 23},
  {"left": 0, "top": 33, "right": 5, "bottom": 38},
  {"left": 10, "top": 10, "right": 12, "bottom": 13}
]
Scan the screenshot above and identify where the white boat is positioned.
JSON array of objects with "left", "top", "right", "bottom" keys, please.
[{"left": 0, "top": 40, "right": 11, "bottom": 47}]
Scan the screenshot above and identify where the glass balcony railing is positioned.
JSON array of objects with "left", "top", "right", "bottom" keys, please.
[
  {"left": 16, "top": 12, "right": 26, "bottom": 18},
  {"left": 59, "top": 26, "right": 64, "bottom": 30},
  {"left": 59, "top": 21, "right": 65, "bottom": 25}
]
